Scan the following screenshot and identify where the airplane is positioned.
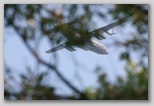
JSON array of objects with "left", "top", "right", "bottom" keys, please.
[{"left": 45, "top": 19, "right": 125, "bottom": 54}]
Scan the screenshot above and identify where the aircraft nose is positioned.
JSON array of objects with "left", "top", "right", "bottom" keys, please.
[
  {"left": 102, "top": 48, "right": 109, "bottom": 54},
  {"left": 104, "top": 50, "right": 109, "bottom": 54},
  {"left": 98, "top": 49, "right": 108, "bottom": 54}
]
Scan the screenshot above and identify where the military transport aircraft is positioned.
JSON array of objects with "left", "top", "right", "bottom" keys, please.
[{"left": 45, "top": 19, "right": 125, "bottom": 54}]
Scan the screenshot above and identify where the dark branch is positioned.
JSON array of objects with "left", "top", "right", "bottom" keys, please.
[{"left": 13, "top": 25, "right": 87, "bottom": 99}]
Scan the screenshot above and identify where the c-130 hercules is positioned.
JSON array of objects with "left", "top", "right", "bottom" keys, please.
[{"left": 45, "top": 19, "right": 125, "bottom": 54}]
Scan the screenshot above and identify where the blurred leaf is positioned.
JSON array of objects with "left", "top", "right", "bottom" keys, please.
[
  {"left": 120, "top": 52, "right": 130, "bottom": 60},
  {"left": 4, "top": 4, "right": 148, "bottom": 100}
]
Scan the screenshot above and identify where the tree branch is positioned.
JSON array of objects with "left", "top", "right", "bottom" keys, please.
[{"left": 13, "top": 25, "right": 87, "bottom": 99}]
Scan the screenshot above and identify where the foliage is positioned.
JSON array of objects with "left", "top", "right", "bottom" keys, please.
[
  {"left": 4, "top": 4, "right": 148, "bottom": 100},
  {"left": 84, "top": 61, "right": 148, "bottom": 100}
]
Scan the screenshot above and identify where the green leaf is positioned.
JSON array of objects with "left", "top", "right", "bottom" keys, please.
[{"left": 120, "top": 52, "right": 130, "bottom": 60}]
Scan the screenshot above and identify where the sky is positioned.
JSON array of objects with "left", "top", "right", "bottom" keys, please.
[{"left": 4, "top": 4, "right": 140, "bottom": 96}]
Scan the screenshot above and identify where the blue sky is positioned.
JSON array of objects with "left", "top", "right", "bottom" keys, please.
[
  {"left": 4, "top": 23, "right": 132, "bottom": 95},
  {"left": 4, "top": 4, "right": 140, "bottom": 95}
]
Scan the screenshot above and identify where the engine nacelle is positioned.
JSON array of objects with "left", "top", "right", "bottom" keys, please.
[
  {"left": 65, "top": 46, "right": 76, "bottom": 52},
  {"left": 91, "top": 31, "right": 106, "bottom": 40}
]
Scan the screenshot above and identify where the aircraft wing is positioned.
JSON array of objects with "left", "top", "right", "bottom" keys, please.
[
  {"left": 90, "top": 19, "right": 125, "bottom": 36},
  {"left": 45, "top": 42, "right": 76, "bottom": 53},
  {"left": 49, "top": 19, "right": 125, "bottom": 41},
  {"left": 45, "top": 40, "right": 108, "bottom": 54},
  {"left": 45, "top": 43, "right": 65, "bottom": 53}
]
